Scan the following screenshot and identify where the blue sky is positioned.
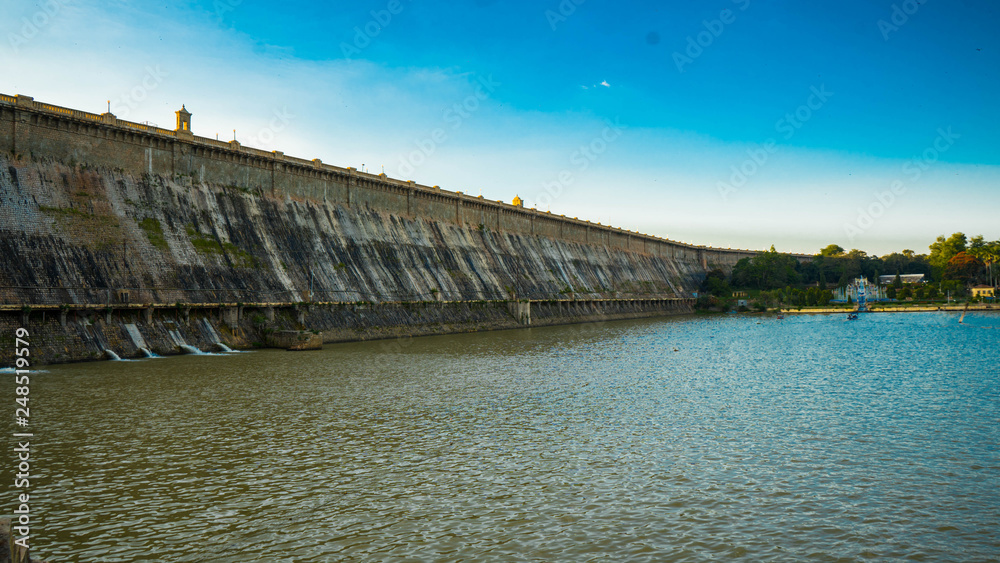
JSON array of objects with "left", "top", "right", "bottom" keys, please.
[{"left": 2, "top": 0, "right": 998, "bottom": 254}]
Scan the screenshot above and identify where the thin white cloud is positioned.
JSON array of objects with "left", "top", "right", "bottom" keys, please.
[{"left": 1, "top": 1, "right": 994, "bottom": 253}]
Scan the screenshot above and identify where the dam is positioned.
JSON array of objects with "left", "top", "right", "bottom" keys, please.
[{"left": 0, "top": 93, "right": 792, "bottom": 365}]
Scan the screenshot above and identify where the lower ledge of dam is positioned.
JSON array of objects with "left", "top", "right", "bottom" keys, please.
[{"left": 1, "top": 298, "right": 693, "bottom": 367}]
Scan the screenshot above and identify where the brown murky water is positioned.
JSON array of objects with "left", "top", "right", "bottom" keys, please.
[{"left": 7, "top": 313, "right": 1000, "bottom": 561}]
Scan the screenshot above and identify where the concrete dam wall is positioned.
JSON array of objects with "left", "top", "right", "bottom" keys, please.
[
  {"left": 0, "top": 94, "right": 783, "bottom": 365},
  {"left": 0, "top": 153, "right": 705, "bottom": 304}
]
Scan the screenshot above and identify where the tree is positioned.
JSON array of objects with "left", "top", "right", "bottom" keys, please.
[
  {"left": 945, "top": 251, "right": 984, "bottom": 285},
  {"left": 793, "top": 288, "right": 806, "bottom": 306},
  {"left": 966, "top": 236, "right": 1000, "bottom": 288},
  {"left": 820, "top": 244, "right": 844, "bottom": 257},
  {"left": 806, "top": 287, "right": 820, "bottom": 306},
  {"left": 701, "top": 269, "right": 731, "bottom": 297},
  {"left": 708, "top": 277, "right": 731, "bottom": 297},
  {"left": 838, "top": 250, "right": 865, "bottom": 285},
  {"left": 821, "top": 290, "right": 833, "bottom": 305},
  {"left": 929, "top": 233, "right": 968, "bottom": 270},
  {"left": 730, "top": 246, "right": 802, "bottom": 290},
  {"left": 846, "top": 249, "right": 869, "bottom": 260},
  {"left": 940, "top": 280, "right": 966, "bottom": 298},
  {"left": 882, "top": 251, "right": 932, "bottom": 280},
  {"left": 986, "top": 241, "right": 1000, "bottom": 287}
]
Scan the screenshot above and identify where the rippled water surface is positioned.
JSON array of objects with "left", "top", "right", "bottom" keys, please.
[{"left": 8, "top": 312, "right": 1000, "bottom": 561}]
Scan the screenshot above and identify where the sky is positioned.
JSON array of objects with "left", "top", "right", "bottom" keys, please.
[{"left": 1, "top": 0, "right": 998, "bottom": 255}]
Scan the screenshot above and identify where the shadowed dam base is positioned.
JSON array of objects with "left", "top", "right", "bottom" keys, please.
[{"left": 0, "top": 298, "right": 692, "bottom": 366}]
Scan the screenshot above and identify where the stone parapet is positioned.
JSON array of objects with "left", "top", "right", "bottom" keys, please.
[{"left": 0, "top": 93, "right": 807, "bottom": 264}]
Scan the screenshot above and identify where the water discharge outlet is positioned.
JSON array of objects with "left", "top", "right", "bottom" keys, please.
[{"left": 168, "top": 330, "right": 205, "bottom": 355}]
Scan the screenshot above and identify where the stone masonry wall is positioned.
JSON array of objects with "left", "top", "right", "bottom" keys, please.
[
  {"left": 0, "top": 152, "right": 709, "bottom": 307},
  {"left": 0, "top": 95, "right": 782, "bottom": 271}
]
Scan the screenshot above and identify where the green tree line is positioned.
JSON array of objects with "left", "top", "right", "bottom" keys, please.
[
  {"left": 699, "top": 233, "right": 998, "bottom": 309},
  {"left": 732, "top": 233, "right": 998, "bottom": 290}
]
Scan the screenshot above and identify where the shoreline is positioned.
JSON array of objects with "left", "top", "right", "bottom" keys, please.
[
  {"left": 779, "top": 304, "right": 999, "bottom": 314},
  {"left": 0, "top": 298, "right": 694, "bottom": 368}
]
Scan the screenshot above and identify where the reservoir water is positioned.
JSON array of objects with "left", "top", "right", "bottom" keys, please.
[{"left": 9, "top": 312, "right": 1000, "bottom": 561}]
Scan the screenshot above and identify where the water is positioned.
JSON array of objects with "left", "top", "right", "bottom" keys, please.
[
  {"left": 201, "top": 318, "right": 233, "bottom": 353},
  {"left": 178, "top": 344, "right": 205, "bottom": 355},
  {"left": 7, "top": 312, "right": 1000, "bottom": 561},
  {"left": 139, "top": 347, "right": 160, "bottom": 358},
  {"left": 167, "top": 329, "right": 205, "bottom": 355}
]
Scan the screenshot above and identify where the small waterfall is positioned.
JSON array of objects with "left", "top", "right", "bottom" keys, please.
[
  {"left": 105, "top": 349, "right": 122, "bottom": 361},
  {"left": 169, "top": 330, "right": 205, "bottom": 354},
  {"left": 124, "top": 324, "right": 152, "bottom": 355},
  {"left": 201, "top": 319, "right": 236, "bottom": 353},
  {"left": 140, "top": 347, "right": 160, "bottom": 358}
]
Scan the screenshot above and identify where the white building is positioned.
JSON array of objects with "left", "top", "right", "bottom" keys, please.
[{"left": 878, "top": 274, "right": 926, "bottom": 285}]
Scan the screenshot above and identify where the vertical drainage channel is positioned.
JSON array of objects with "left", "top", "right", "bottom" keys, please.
[
  {"left": 125, "top": 323, "right": 160, "bottom": 358},
  {"left": 169, "top": 330, "right": 205, "bottom": 355},
  {"left": 202, "top": 319, "right": 234, "bottom": 352}
]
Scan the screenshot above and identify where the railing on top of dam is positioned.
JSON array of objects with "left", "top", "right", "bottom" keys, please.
[{"left": 0, "top": 92, "right": 807, "bottom": 262}]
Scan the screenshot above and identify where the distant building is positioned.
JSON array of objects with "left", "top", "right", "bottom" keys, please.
[
  {"left": 878, "top": 274, "right": 925, "bottom": 285},
  {"left": 971, "top": 286, "right": 995, "bottom": 298},
  {"left": 512, "top": 195, "right": 523, "bottom": 208},
  {"left": 832, "top": 277, "right": 888, "bottom": 303}
]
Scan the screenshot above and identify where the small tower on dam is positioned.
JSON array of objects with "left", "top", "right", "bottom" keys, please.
[
  {"left": 175, "top": 105, "right": 192, "bottom": 138},
  {"left": 512, "top": 195, "right": 523, "bottom": 208}
]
